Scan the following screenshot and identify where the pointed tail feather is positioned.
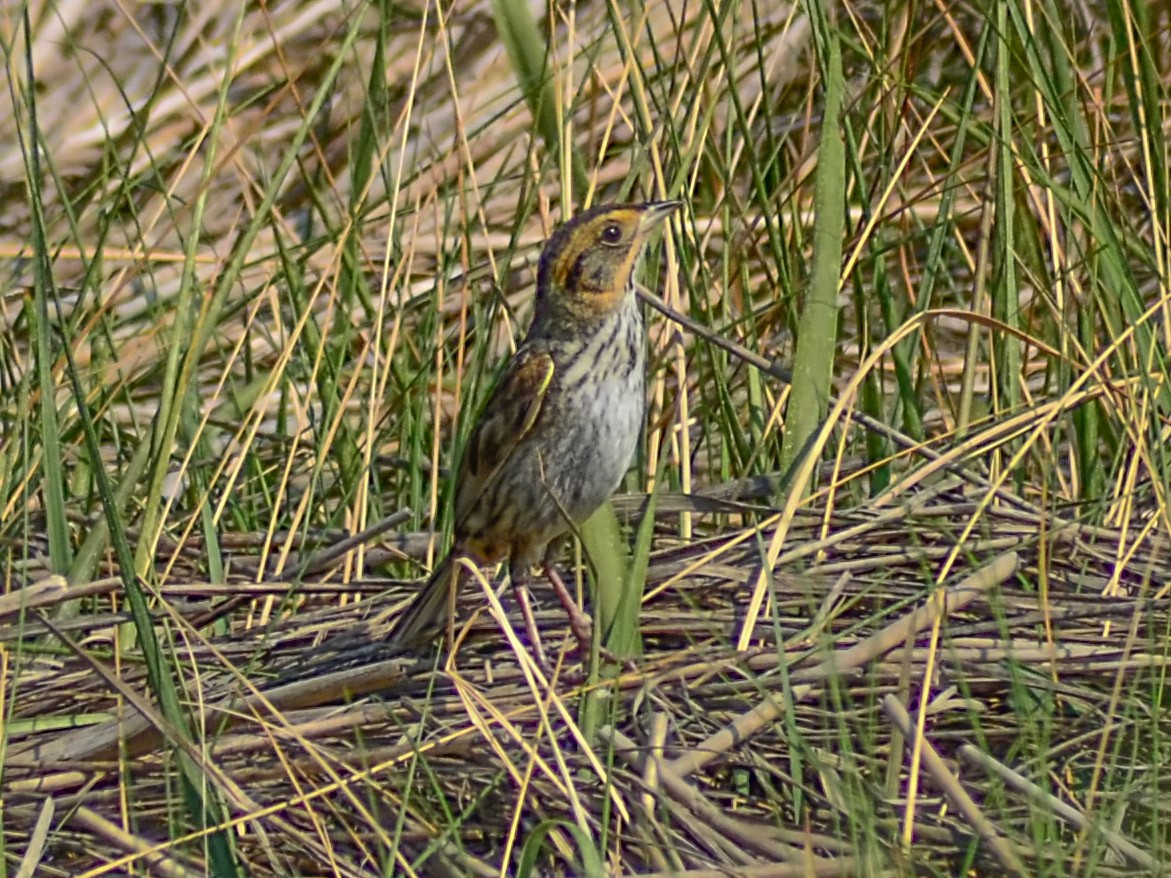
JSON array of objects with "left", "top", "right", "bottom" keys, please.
[{"left": 384, "top": 554, "right": 459, "bottom": 651}]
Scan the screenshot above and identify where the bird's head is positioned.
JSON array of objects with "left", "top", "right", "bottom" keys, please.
[{"left": 533, "top": 200, "right": 680, "bottom": 325}]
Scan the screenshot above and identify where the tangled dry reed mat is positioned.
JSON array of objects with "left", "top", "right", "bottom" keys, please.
[{"left": 3, "top": 467, "right": 1168, "bottom": 877}]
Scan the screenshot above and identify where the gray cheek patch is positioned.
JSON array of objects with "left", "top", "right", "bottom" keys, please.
[{"left": 587, "top": 259, "right": 612, "bottom": 291}]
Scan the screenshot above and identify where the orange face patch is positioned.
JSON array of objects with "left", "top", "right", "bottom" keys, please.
[{"left": 550, "top": 209, "right": 645, "bottom": 293}]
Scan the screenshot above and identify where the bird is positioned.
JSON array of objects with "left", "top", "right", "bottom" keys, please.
[{"left": 384, "top": 200, "right": 681, "bottom": 665}]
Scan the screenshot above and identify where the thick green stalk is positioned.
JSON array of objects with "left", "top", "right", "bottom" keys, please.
[{"left": 779, "top": 2, "right": 845, "bottom": 489}]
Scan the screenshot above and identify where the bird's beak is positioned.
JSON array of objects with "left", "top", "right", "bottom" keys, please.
[{"left": 639, "top": 200, "right": 682, "bottom": 232}]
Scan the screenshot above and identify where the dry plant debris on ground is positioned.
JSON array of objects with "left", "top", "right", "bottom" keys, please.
[
  {"left": 3, "top": 0, "right": 1171, "bottom": 876},
  {"left": 5, "top": 479, "right": 1169, "bottom": 876}
]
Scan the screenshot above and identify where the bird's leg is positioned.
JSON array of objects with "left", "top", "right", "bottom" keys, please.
[
  {"left": 510, "top": 565, "right": 549, "bottom": 670},
  {"left": 542, "top": 560, "right": 594, "bottom": 653},
  {"left": 544, "top": 556, "right": 638, "bottom": 671}
]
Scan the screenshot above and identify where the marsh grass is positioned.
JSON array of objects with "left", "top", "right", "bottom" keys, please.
[{"left": 3, "top": 1, "right": 1171, "bottom": 875}]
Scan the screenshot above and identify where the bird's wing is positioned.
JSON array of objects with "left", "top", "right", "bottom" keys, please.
[
  {"left": 453, "top": 347, "right": 555, "bottom": 527},
  {"left": 384, "top": 349, "right": 553, "bottom": 650}
]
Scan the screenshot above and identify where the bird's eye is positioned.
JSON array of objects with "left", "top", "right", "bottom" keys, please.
[{"left": 601, "top": 222, "right": 623, "bottom": 245}]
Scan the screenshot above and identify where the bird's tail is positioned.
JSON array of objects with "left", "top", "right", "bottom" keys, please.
[{"left": 384, "top": 554, "right": 459, "bottom": 652}]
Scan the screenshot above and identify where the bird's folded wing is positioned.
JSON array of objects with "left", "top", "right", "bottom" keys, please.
[{"left": 454, "top": 348, "right": 555, "bottom": 525}]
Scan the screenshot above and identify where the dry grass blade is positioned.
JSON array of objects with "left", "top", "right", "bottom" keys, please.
[
  {"left": 603, "top": 725, "right": 808, "bottom": 863},
  {"left": 957, "top": 744, "right": 1158, "bottom": 871},
  {"left": 67, "top": 806, "right": 200, "bottom": 878},
  {"left": 12, "top": 796, "right": 54, "bottom": 878},
  {"left": 668, "top": 551, "right": 1019, "bottom": 778},
  {"left": 882, "top": 694, "right": 1029, "bottom": 877}
]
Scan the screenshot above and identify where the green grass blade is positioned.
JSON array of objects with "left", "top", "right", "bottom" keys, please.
[
  {"left": 490, "top": 0, "right": 588, "bottom": 198},
  {"left": 56, "top": 326, "right": 241, "bottom": 873},
  {"left": 134, "top": 11, "right": 367, "bottom": 573},
  {"left": 992, "top": 0, "right": 1022, "bottom": 444},
  {"left": 779, "top": 2, "right": 845, "bottom": 489},
  {"left": 15, "top": 16, "right": 71, "bottom": 576}
]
